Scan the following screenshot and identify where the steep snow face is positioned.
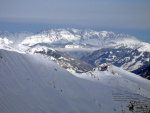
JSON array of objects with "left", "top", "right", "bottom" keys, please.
[{"left": 1, "top": 49, "right": 150, "bottom": 113}]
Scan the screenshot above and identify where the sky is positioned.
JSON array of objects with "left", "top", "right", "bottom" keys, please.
[{"left": 0, "top": 0, "right": 150, "bottom": 42}]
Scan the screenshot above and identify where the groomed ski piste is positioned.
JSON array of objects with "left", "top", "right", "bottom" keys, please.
[{"left": 0, "top": 45, "right": 150, "bottom": 113}]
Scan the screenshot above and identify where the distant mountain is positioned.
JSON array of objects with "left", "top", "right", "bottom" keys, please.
[
  {"left": 0, "top": 28, "right": 144, "bottom": 56},
  {"left": 0, "top": 28, "right": 140, "bottom": 48},
  {"left": 20, "top": 29, "right": 141, "bottom": 48},
  {"left": 81, "top": 45, "right": 150, "bottom": 72}
]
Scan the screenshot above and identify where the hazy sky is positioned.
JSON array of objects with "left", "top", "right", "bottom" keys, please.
[{"left": 0, "top": 0, "right": 150, "bottom": 42}]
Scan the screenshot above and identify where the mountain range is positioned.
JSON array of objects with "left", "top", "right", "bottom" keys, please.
[
  {"left": 0, "top": 28, "right": 143, "bottom": 48},
  {"left": 81, "top": 46, "right": 150, "bottom": 71},
  {"left": 0, "top": 28, "right": 150, "bottom": 78}
]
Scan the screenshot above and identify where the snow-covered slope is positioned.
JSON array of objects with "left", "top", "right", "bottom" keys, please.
[{"left": 0, "top": 49, "right": 150, "bottom": 113}]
